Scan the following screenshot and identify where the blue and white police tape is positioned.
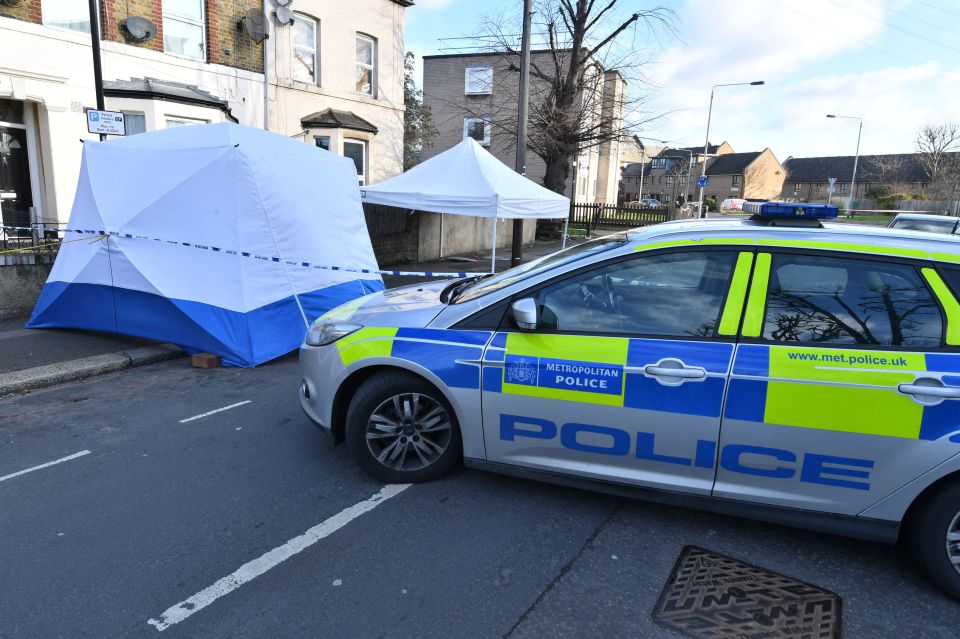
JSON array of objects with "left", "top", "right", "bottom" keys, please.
[{"left": 0, "top": 225, "right": 485, "bottom": 279}]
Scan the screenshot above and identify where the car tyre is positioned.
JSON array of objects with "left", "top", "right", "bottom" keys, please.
[
  {"left": 909, "top": 480, "right": 960, "bottom": 599},
  {"left": 345, "top": 371, "right": 462, "bottom": 484}
]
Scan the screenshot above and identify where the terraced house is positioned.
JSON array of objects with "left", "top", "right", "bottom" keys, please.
[{"left": 0, "top": 0, "right": 409, "bottom": 228}]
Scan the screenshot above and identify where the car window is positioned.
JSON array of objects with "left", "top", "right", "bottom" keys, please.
[
  {"left": 454, "top": 234, "right": 629, "bottom": 303},
  {"left": 890, "top": 218, "right": 957, "bottom": 234},
  {"left": 762, "top": 254, "right": 942, "bottom": 347},
  {"left": 940, "top": 267, "right": 960, "bottom": 300},
  {"left": 534, "top": 251, "right": 738, "bottom": 338}
]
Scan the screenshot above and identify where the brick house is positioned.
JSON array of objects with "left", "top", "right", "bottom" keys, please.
[
  {"left": 0, "top": 0, "right": 409, "bottom": 225},
  {"left": 778, "top": 154, "right": 959, "bottom": 206},
  {"left": 701, "top": 149, "right": 785, "bottom": 203},
  {"left": 620, "top": 142, "right": 734, "bottom": 203}
]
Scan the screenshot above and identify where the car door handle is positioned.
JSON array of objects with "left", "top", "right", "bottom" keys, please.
[
  {"left": 644, "top": 365, "right": 705, "bottom": 379},
  {"left": 898, "top": 384, "right": 960, "bottom": 399}
]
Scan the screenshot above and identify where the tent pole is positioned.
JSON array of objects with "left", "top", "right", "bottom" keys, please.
[
  {"left": 491, "top": 219, "right": 497, "bottom": 273},
  {"left": 439, "top": 213, "right": 444, "bottom": 259},
  {"left": 562, "top": 217, "right": 569, "bottom": 249}
]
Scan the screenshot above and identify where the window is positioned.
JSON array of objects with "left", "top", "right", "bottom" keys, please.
[
  {"left": 455, "top": 234, "right": 630, "bottom": 304},
  {"left": 123, "top": 113, "right": 146, "bottom": 135},
  {"left": 838, "top": 182, "right": 848, "bottom": 192},
  {"left": 534, "top": 251, "right": 738, "bottom": 337},
  {"left": 163, "top": 0, "right": 205, "bottom": 60},
  {"left": 314, "top": 136, "right": 330, "bottom": 151},
  {"left": 761, "top": 254, "right": 942, "bottom": 347},
  {"left": 666, "top": 176, "right": 673, "bottom": 185},
  {"left": 355, "top": 34, "right": 376, "bottom": 95},
  {"left": 43, "top": 0, "right": 94, "bottom": 33},
  {"left": 464, "top": 117, "right": 491, "bottom": 146},
  {"left": 343, "top": 138, "right": 367, "bottom": 185},
  {"left": 465, "top": 66, "right": 493, "bottom": 95},
  {"left": 793, "top": 182, "right": 801, "bottom": 192},
  {"left": 691, "top": 156, "right": 698, "bottom": 166},
  {"left": 651, "top": 158, "right": 665, "bottom": 169},
  {"left": 731, "top": 175, "right": 741, "bottom": 187},
  {"left": 293, "top": 15, "right": 318, "bottom": 84},
  {"left": 165, "top": 117, "right": 207, "bottom": 128},
  {"left": 941, "top": 268, "right": 960, "bottom": 299}
]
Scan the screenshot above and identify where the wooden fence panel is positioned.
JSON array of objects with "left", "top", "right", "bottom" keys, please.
[{"left": 568, "top": 203, "right": 670, "bottom": 230}]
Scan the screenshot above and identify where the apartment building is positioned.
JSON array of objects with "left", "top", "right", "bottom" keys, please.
[
  {"left": 0, "top": 0, "right": 408, "bottom": 227},
  {"left": 421, "top": 50, "right": 625, "bottom": 205}
]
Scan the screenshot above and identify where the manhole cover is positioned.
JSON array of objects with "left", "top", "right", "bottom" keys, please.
[{"left": 652, "top": 546, "right": 841, "bottom": 639}]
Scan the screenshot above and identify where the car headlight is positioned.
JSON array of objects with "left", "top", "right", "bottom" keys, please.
[{"left": 305, "top": 321, "right": 362, "bottom": 347}]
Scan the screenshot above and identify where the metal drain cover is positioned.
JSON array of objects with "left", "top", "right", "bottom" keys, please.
[{"left": 652, "top": 546, "right": 842, "bottom": 639}]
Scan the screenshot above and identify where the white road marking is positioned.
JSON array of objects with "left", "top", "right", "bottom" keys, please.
[
  {"left": 147, "top": 483, "right": 411, "bottom": 632},
  {"left": 178, "top": 401, "right": 251, "bottom": 423},
  {"left": 0, "top": 450, "right": 91, "bottom": 483}
]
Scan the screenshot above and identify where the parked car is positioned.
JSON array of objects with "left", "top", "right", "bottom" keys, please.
[
  {"left": 638, "top": 198, "right": 661, "bottom": 207},
  {"left": 721, "top": 198, "right": 747, "bottom": 211},
  {"left": 888, "top": 213, "right": 960, "bottom": 235},
  {"left": 300, "top": 202, "right": 960, "bottom": 599}
]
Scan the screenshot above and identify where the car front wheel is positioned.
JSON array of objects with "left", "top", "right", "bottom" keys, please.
[
  {"left": 909, "top": 479, "right": 960, "bottom": 600},
  {"left": 345, "top": 371, "right": 462, "bottom": 484}
]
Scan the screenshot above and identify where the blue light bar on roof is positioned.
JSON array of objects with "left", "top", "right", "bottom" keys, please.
[{"left": 742, "top": 201, "right": 839, "bottom": 219}]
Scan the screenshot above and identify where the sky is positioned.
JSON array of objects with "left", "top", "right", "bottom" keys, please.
[{"left": 405, "top": 0, "right": 960, "bottom": 160}]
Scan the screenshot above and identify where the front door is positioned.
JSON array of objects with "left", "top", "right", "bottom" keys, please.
[
  {"left": 0, "top": 126, "right": 32, "bottom": 229},
  {"left": 481, "top": 248, "right": 753, "bottom": 495},
  {"left": 718, "top": 251, "right": 960, "bottom": 515}
]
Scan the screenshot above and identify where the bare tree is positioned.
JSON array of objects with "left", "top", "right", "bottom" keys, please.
[
  {"left": 454, "top": 1, "right": 675, "bottom": 197},
  {"left": 915, "top": 123, "right": 960, "bottom": 200}
]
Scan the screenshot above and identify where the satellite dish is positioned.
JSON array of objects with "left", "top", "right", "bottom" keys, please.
[
  {"left": 275, "top": 6, "right": 296, "bottom": 26},
  {"left": 122, "top": 16, "right": 156, "bottom": 42},
  {"left": 0, "top": 0, "right": 23, "bottom": 6},
  {"left": 275, "top": 0, "right": 293, "bottom": 5},
  {"left": 238, "top": 8, "right": 267, "bottom": 44}
]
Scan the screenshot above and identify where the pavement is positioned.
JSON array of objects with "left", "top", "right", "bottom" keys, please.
[{"left": 0, "top": 234, "right": 592, "bottom": 398}]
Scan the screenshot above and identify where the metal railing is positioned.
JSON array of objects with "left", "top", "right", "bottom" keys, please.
[
  {"left": 1, "top": 216, "right": 66, "bottom": 256},
  {"left": 568, "top": 202, "right": 670, "bottom": 230}
]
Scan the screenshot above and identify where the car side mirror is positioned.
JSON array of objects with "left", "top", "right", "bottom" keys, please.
[{"left": 511, "top": 298, "right": 538, "bottom": 330}]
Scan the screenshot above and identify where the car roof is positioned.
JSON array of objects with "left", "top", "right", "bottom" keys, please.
[
  {"left": 623, "top": 217, "right": 960, "bottom": 261},
  {"left": 891, "top": 213, "right": 957, "bottom": 223}
]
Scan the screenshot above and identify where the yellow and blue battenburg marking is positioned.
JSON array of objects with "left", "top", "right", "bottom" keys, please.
[
  {"left": 337, "top": 327, "right": 492, "bottom": 389},
  {"left": 725, "top": 344, "right": 960, "bottom": 442},
  {"left": 484, "top": 332, "right": 733, "bottom": 418}
]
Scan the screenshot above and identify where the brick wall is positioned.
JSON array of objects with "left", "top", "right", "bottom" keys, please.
[
  {"left": 102, "top": 0, "right": 163, "bottom": 52},
  {"left": 0, "top": 1, "right": 262, "bottom": 73},
  {"left": 207, "top": 0, "right": 263, "bottom": 73},
  {"left": 0, "top": 0, "right": 42, "bottom": 24}
]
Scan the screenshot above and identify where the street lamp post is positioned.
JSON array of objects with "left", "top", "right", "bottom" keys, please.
[
  {"left": 826, "top": 114, "right": 863, "bottom": 215},
  {"left": 696, "top": 81, "right": 765, "bottom": 218}
]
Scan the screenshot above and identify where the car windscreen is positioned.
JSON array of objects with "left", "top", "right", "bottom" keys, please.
[
  {"left": 453, "top": 234, "right": 630, "bottom": 303},
  {"left": 890, "top": 218, "right": 957, "bottom": 234}
]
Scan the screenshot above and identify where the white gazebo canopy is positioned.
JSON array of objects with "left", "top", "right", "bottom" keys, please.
[{"left": 360, "top": 138, "right": 570, "bottom": 270}]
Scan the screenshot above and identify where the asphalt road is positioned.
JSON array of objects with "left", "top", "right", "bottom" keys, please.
[{"left": 1, "top": 358, "right": 958, "bottom": 638}]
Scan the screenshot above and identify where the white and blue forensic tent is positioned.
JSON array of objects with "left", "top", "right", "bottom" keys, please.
[
  {"left": 360, "top": 138, "right": 569, "bottom": 269},
  {"left": 27, "top": 123, "right": 383, "bottom": 367}
]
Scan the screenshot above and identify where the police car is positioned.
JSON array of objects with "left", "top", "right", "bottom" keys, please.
[{"left": 299, "top": 202, "right": 960, "bottom": 598}]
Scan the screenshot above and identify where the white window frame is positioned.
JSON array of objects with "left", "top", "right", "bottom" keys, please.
[
  {"left": 651, "top": 158, "right": 665, "bottom": 169},
  {"left": 292, "top": 14, "right": 319, "bottom": 85},
  {"left": 163, "top": 0, "right": 206, "bottom": 61},
  {"left": 464, "top": 66, "right": 493, "bottom": 95},
  {"left": 463, "top": 117, "right": 491, "bottom": 146},
  {"left": 731, "top": 174, "right": 742, "bottom": 187},
  {"left": 343, "top": 138, "right": 368, "bottom": 186},
  {"left": 122, "top": 111, "right": 147, "bottom": 135},
  {"left": 355, "top": 34, "right": 377, "bottom": 97},
  {"left": 165, "top": 116, "right": 208, "bottom": 128},
  {"left": 43, "top": 0, "right": 98, "bottom": 34}
]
